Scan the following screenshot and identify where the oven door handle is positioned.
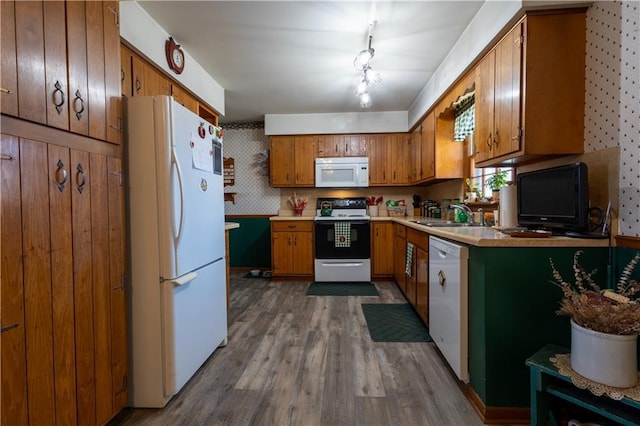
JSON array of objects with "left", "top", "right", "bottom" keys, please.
[
  {"left": 317, "top": 261, "right": 367, "bottom": 267},
  {"left": 315, "top": 220, "right": 370, "bottom": 226}
]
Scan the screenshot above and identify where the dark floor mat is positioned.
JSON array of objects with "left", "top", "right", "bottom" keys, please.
[
  {"left": 361, "top": 303, "right": 432, "bottom": 342},
  {"left": 306, "top": 282, "right": 379, "bottom": 296}
]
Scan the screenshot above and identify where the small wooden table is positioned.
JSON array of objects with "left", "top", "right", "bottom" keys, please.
[{"left": 526, "top": 344, "right": 640, "bottom": 426}]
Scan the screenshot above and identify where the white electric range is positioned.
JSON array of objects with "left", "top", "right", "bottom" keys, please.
[{"left": 313, "top": 197, "right": 371, "bottom": 282}]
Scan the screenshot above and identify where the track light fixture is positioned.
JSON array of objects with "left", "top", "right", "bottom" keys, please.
[{"left": 354, "top": 24, "right": 381, "bottom": 109}]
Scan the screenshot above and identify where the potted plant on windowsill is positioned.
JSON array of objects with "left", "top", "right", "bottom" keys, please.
[
  {"left": 485, "top": 170, "right": 508, "bottom": 201},
  {"left": 549, "top": 250, "right": 640, "bottom": 388}
]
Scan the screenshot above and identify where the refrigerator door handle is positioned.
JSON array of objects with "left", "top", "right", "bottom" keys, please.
[
  {"left": 166, "top": 271, "right": 198, "bottom": 286},
  {"left": 171, "top": 147, "right": 185, "bottom": 245}
]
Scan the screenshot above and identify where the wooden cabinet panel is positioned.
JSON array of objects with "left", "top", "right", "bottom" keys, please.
[
  {"left": 269, "top": 136, "right": 315, "bottom": 187},
  {"left": 172, "top": 84, "right": 199, "bottom": 114},
  {"left": 420, "top": 111, "right": 435, "bottom": 181},
  {"left": 67, "top": 0, "right": 90, "bottom": 136},
  {"left": 367, "top": 134, "right": 386, "bottom": 185},
  {"left": 48, "top": 144, "right": 77, "bottom": 426},
  {"left": 90, "top": 153, "right": 114, "bottom": 424},
  {"left": 1, "top": 1, "right": 18, "bottom": 116},
  {"left": 107, "top": 157, "right": 128, "bottom": 410},
  {"left": 410, "top": 125, "right": 421, "bottom": 182},
  {"left": 270, "top": 136, "right": 294, "bottom": 186},
  {"left": 345, "top": 135, "right": 368, "bottom": 157},
  {"left": 271, "top": 221, "right": 314, "bottom": 276},
  {"left": 493, "top": 22, "right": 522, "bottom": 159},
  {"left": 121, "top": 46, "right": 133, "bottom": 97},
  {"left": 474, "top": 50, "right": 495, "bottom": 163},
  {"left": 372, "top": 222, "right": 394, "bottom": 276},
  {"left": 393, "top": 224, "right": 407, "bottom": 293},
  {"left": 43, "top": 1, "right": 69, "bottom": 131},
  {"left": 15, "top": 1, "right": 47, "bottom": 124},
  {"left": 317, "top": 134, "right": 343, "bottom": 157},
  {"left": 86, "top": 1, "right": 107, "bottom": 142},
  {"left": 389, "top": 133, "right": 409, "bottom": 184},
  {"left": 71, "top": 149, "right": 96, "bottom": 426},
  {"left": 293, "top": 136, "right": 316, "bottom": 186},
  {"left": 0, "top": 135, "right": 28, "bottom": 426},
  {"left": 292, "top": 231, "right": 314, "bottom": 275},
  {"left": 104, "top": 1, "right": 122, "bottom": 144},
  {"left": 415, "top": 246, "right": 429, "bottom": 325},
  {"left": 21, "top": 140, "right": 56, "bottom": 425}
]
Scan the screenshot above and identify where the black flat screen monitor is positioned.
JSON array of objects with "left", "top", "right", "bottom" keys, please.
[{"left": 517, "top": 162, "right": 589, "bottom": 233}]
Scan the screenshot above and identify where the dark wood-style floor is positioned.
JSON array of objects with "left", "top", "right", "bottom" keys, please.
[{"left": 117, "top": 274, "right": 493, "bottom": 426}]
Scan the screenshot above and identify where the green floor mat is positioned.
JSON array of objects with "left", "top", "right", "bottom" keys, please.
[
  {"left": 361, "top": 303, "right": 432, "bottom": 342},
  {"left": 306, "top": 282, "right": 379, "bottom": 296}
]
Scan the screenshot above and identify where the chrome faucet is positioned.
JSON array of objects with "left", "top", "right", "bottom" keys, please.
[{"left": 452, "top": 204, "right": 474, "bottom": 224}]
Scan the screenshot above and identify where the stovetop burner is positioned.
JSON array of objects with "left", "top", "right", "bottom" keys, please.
[{"left": 314, "top": 197, "right": 370, "bottom": 221}]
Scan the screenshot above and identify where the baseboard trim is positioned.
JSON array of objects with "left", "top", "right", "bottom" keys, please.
[{"left": 464, "top": 385, "right": 530, "bottom": 424}]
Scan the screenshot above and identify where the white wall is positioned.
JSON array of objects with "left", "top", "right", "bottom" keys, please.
[
  {"left": 264, "top": 111, "right": 407, "bottom": 135},
  {"left": 119, "top": 2, "right": 225, "bottom": 115}
]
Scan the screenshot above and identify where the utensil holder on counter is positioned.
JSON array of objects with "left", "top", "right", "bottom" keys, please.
[{"left": 369, "top": 205, "right": 379, "bottom": 216}]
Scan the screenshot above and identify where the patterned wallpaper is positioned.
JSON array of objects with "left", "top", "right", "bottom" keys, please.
[
  {"left": 585, "top": 1, "right": 639, "bottom": 236},
  {"left": 221, "top": 1, "right": 640, "bottom": 236},
  {"left": 221, "top": 122, "right": 281, "bottom": 215}
]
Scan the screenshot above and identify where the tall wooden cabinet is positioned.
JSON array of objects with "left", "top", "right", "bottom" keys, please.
[
  {"left": 1, "top": 1, "right": 126, "bottom": 424},
  {"left": 474, "top": 10, "right": 586, "bottom": 167},
  {"left": 2, "top": 1, "right": 121, "bottom": 145}
]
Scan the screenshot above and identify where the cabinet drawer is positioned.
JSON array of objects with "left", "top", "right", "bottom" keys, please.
[
  {"left": 406, "top": 228, "right": 428, "bottom": 252},
  {"left": 271, "top": 221, "right": 313, "bottom": 232},
  {"left": 394, "top": 223, "right": 406, "bottom": 238}
]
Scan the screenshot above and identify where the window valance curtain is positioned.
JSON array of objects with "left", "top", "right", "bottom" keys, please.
[{"left": 453, "top": 94, "right": 475, "bottom": 142}]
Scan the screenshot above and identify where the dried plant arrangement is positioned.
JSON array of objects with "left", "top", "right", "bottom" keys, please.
[{"left": 549, "top": 250, "right": 640, "bottom": 335}]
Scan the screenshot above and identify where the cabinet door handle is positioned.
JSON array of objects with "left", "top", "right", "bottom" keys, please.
[
  {"left": 73, "top": 90, "right": 85, "bottom": 120},
  {"left": 76, "top": 163, "right": 87, "bottom": 193},
  {"left": 486, "top": 134, "right": 492, "bottom": 148},
  {"left": 53, "top": 80, "right": 65, "bottom": 114},
  {"left": 494, "top": 128, "right": 500, "bottom": 146},
  {"left": 0, "top": 87, "right": 13, "bottom": 94},
  {"left": 1, "top": 323, "right": 19, "bottom": 333},
  {"left": 135, "top": 78, "right": 142, "bottom": 94},
  {"left": 55, "top": 159, "right": 68, "bottom": 192}
]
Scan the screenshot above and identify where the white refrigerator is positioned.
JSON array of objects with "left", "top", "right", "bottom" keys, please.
[{"left": 125, "top": 96, "right": 227, "bottom": 408}]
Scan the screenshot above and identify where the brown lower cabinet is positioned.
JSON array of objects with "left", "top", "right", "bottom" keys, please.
[
  {"left": 393, "top": 224, "right": 407, "bottom": 293},
  {"left": 405, "top": 228, "right": 429, "bottom": 325},
  {"left": 271, "top": 221, "right": 314, "bottom": 277},
  {"left": 371, "top": 222, "right": 394, "bottom": 277},
  {"left": 1, "top": 118, "right": 126, "bottom": 425}
]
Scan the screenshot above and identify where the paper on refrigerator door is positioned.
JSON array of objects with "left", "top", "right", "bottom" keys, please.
[{"left": 190, "top": 133, "right": 214, "bottom": 173}]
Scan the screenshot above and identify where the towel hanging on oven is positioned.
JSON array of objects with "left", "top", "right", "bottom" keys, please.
[{"left": 334, "top": 222, "right": 351, "bottom": 248}]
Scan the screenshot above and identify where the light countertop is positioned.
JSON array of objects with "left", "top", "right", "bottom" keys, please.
[
  {"left": 225, "top": 222, "right": 240, "bottom": 231},
  {"left": 268, "top": 214, "right": 609, "bottom": 247}
]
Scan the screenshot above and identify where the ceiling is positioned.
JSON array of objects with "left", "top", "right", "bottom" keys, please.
[{"left": 137, "top": 1, "right": 485, "bottom": 123}]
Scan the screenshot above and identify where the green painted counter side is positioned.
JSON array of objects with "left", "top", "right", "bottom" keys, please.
[
  {"left": 467, "top": 246, "right": 608, "bottom": 408},
  {"left": 226, "top": 217, "right": 272, "bottom": 268}
]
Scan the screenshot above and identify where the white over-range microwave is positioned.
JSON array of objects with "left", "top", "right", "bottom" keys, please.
[{"left": 315, "top": 157, "right": 369, "bottom": 188}]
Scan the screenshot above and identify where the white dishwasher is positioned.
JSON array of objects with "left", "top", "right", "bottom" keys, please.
[{"left": 429, "top": 236, "right": 469, "bottom": 382}]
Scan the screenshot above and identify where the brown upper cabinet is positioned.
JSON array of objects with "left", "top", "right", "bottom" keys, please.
[
  {"left": 474, "top": 10, "right": 586, "bottom": 167},
  {"left": 270, "top": 135, "right": 316, "bottom": 187},
  {"left": 3, "top": 1, "right": 121, "bottom": 144},
  {"left": 171, "top": 84, "right": 199, "bottom": 115},
  {"left": 367, "top": 133, "right": 409, "bottom": 186},
  {"left": 317, "top": 134, "right": 368, "bottom": 157}
]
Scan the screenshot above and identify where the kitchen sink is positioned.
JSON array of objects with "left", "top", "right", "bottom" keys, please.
[{"left": 410, "top": 220, "right": 483, "bottom": 227}]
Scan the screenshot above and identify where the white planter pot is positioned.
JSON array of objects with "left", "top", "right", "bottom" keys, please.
[
  {"left": 369, "top": 205, "right": 378, "bottom": 217},
  {"left": 571, "top": 319, "right": 638, "bottom": 388}
]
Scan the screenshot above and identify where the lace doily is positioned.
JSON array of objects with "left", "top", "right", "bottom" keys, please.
[{"left": 551, "top": 353, "right": 640, "bottom": 401}]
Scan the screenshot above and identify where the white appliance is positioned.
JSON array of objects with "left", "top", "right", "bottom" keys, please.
[
  {"left": 314, "top": 197, "right": 371, "bottom": 282},
  {"left": 315, "top": 157, "right": 369, "bottom": 188},
  {"left": 428, "top": 236, "right": 469, "bottom": 382},
  {"left": 125, "top": 96, "right": 227, "bottom": 408}
]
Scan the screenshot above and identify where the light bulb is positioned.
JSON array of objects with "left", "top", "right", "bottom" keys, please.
[
  {"left": 356, "top": 80, "right": 368, "bottom": 96},
  {"left": 353, "top": 48, "right": 374, "bottom": 71},
  {"left": 359, "top": 92, "right": 372, "bottom": 108},
  {"left": 364, "top": 67, "right": 381, "bottom": 87}
]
